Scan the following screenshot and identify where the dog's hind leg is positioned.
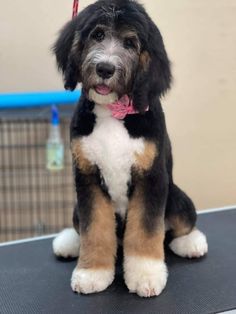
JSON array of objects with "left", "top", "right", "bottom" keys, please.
[
  {"left": 52, "top": 228, "right": 80, "bottom": 258},
  {"left": 52, "top": 204, "right": 80, "bottom": 258},
  {"left": 166, "top": 184, "right": 208, "bottom": 258}
]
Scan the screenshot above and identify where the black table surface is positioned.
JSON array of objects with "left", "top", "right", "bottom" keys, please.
[{"left": 1, "top": 209, "right": 236, "bottom": 314}]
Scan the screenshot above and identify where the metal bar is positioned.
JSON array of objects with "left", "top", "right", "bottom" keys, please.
[
  {"left": 0, "top": 90, "right": 81, "bottom": 109},
  {"left": 197, "top": 205, "right": 236, "bottom": 215},
  {"left": 1, "top": 206, "right": 236, "bottom": 246},
  {"left": 0, "top": 234, "right": 57, "bottom": 247}
]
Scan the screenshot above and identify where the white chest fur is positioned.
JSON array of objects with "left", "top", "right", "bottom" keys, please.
[{"left": 80, "top": 106, "right": 144, "bottom": 217}]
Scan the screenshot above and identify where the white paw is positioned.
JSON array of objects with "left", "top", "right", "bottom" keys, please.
[
  {"left": 124, "top": 256, "right": 168, "bottom": 298},
  {"left": 52, "top": 228, "right": 80, "bottom": 258},
  {"left": 169, "top": 229, "right": 208, "bottom": 258},
  {"left": 71, "top": 268, "right": 114, "bottom": 294}
]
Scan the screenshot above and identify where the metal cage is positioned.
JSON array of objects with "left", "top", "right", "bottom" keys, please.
[{"left": 0, "top": 92, "right": 79, "bottom": 242}]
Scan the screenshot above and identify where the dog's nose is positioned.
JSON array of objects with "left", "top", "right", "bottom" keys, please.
[{"left": 96, "top": 62, "right": 115, "bottom": 79}]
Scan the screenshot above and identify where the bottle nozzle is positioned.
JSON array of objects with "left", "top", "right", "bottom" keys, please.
[{"left": 51, "top": 105, "right": 60, "bottom": 126}]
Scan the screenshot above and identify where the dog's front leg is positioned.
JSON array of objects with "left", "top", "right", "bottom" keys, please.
[
  {"left": 124, "top": 176, "right": 168, "bottom": 298},
  {"left": 71, "top": 172, "right": 117, "bottom": 294}
]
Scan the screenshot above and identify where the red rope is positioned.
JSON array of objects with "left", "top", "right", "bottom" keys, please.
[{"left": 72, "top": 0, "right": 79, "bottom": 19}]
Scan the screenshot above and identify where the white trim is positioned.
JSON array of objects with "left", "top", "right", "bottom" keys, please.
[
  {"left": 197, "top": 205, "right": 236, "bottom": 215},
  {"left": 0, "top": 234, "right": 57, "bottom": 247}
]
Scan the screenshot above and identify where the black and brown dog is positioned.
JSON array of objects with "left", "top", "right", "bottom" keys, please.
[{"left": 52, "top": 0, "right": 208, "bottom": 298}]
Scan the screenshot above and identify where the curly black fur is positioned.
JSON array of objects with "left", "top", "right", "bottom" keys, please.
[
  {"left": 54, "top": 0, "right": 196, "bottom": 256},
  {"left": 54, "top": 0, "right": 172, "bottom": 112}
]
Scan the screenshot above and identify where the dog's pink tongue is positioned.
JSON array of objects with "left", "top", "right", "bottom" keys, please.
[{"left": 95, "top": 85, "right": 111, "bottom": 95}]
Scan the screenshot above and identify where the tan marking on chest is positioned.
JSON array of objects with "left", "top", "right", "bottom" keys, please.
[
  {"left": 134, "top": 141, "right": 157, "bottom": 172},
  {"left": 71, "top": 139, "right": 95, "bottom": 173}
]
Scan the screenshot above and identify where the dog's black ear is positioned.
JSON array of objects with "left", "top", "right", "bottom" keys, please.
[
  {"left": 53, "top": 15, "right": 86, "bottom": 91},
  {"left": 53, "top": 19, "right": 79, "bottom": 91},
  {"left": 132, "top": 19, "right": 172, "bottom": 112},
  {"left": 148, "top": 20, "right": 172, "bottom": 97}
]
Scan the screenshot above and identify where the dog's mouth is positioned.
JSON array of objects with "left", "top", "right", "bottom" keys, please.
[
  {"left": 95, "top": 84, "right": 112, "bottom": 96},
  {"left": 89, "top": 84, "right": 119, "bottom": 106}
]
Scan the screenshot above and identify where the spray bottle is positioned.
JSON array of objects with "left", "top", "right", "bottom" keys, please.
[{"left": 46, "top": 105, "right": 64, "bottom": 171}]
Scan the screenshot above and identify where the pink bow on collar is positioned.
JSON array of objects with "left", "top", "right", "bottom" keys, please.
[{"left": 107, "top": 95, "right": 149, "bottom": 120}]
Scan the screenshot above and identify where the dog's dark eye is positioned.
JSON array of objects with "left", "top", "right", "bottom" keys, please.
[
  {"left": 92, "top": 29, "right": 105, "bottom": 42},
  {"left": 124, "top": 38, "right": 136, "bottom": 49}
]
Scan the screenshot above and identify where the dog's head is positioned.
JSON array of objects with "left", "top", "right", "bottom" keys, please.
[{"left": 54, "top": 0, "right": 172, "bottom": 112}]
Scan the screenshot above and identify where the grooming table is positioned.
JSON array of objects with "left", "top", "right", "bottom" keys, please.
[{"left": 0, "top": 208, "right": 236, "bottom": 314}]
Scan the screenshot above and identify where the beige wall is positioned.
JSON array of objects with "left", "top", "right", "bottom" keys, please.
[{"left": 0, "top": 0, "right": 235, "bottom": 209}]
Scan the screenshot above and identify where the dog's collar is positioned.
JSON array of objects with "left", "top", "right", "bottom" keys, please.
[{"left": 107, "top": 95, "right": 149, "bottom": 120}]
